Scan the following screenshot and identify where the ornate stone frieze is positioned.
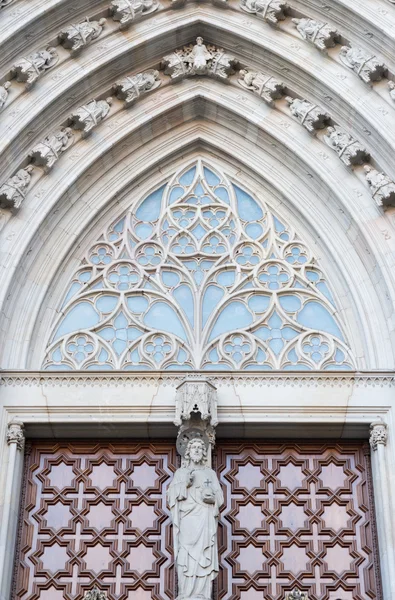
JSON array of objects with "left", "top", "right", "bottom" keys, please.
[
  {"left": 68, "top": 98, "right": 112, "bottom": 137},
  {"left": 238, "top": 69, "right": 283, "bottom": 105},
  {"left": 388, "top": 81, "right": 395, "bottom": 102},
  {"left": 0, "top": 81, "right": 11, "bottom": 111},
  {"left": 110, "top": 0, "right": 158, "bottom": 29},
  {"left": 29, "top": 128, "right": 74, "bottom": 172},
  {"left": 162, "top": 37, "right": 238, "bottom": 81},
  {"left": 369, "top": 421, "right": 388, "bottom": 451},
  {"left": 292, "top": 18, "right": 340, "bottom": 51},
  {"left": 285, "top": 590, "right": 308, "bottom": 600},
  {"left": 239, "top": 0, "right": 286, "bottom": 24},
  {"left": 84, "top": 588, "right": 107, "bottom": 600},
  {"left": 6, "top": 418, "right": 25, "bottom": 451},
  {"left": 175, "top": 379, "right": 218, "bottom": 427},
  {"left": 339, "top": 46, "right": 386, "bottom": 84},
  {"left": 324, "top": 126, "right": 369, "bottom": 166},
  {"left": 11, "top": 48, "right": 58, "bottom": 89},
  {"left": 0, "top": 166, "right": 33, "bottom": 210},
  {"left": 286, "top": 97, "right": 329, "bottom": 133},
  {"left": 364, "top": 166, "right": 395, "bottom": 208},
  {"left": 58, "top": 18, "right": 106, "bottom": 54},
  {"left": 113, "top": 70, "right": 161, "bottom": 107},
  {"left": 0, "top": 0, "right": 16, "bottom": 7}
]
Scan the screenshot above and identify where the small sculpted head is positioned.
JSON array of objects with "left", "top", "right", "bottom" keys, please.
[
  {"left": 185, "top": 438, "right": 207, "bottom": 464},
  {"left": 196, "top": 37, "right": 204, "bottom": 46}
]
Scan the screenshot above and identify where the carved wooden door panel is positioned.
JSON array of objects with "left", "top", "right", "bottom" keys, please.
[
  {"left": 14, "top": 442, "right": 177, "bottom": 600},
  {"left": 215, "top": 442, "right": 380, "bottom": 600}
]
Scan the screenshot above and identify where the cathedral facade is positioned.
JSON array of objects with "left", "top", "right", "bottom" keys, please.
[{"left": 0, "top": 0, "right": 395, "bottom": 599}]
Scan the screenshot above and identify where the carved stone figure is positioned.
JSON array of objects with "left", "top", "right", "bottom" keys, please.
[
  {"left": 238, "top": 69, "right": 283, "bottom": 106},
  {"left": 0, "top": 81, "right": 11, "bottom": 110},
  {"left": 292, "top": 18, "right": 340, "bottom": 51},
  {"left": 0, "top": 166, "right": 34, "bottom": 210},
  {"left": 175, "top": 380, "right": 218, "bottom": 427},
  {"left": 110, "top": 0, "right": 158, "bottom": 28},
  {"left": 58, "top": 18, "right": 106, "bottom": 54},
  {"left": 388, "top": 81, "right": 395, "bottom": 102},
  {"left": 324, "top": 126, "right": 369, "bottom": 166},
  {"left": 6, "top": 418, "right": 25, "bottom": 451},
  {"left": 167, "top": 437, "right": 223, "bottom": 600},
  {"left": 285, "top": 591, "right": 308, "bottom": 600},
  {"left": 339, "top": 46, "right": 386, "bottom": 84},
  {"left": 29, "top": 128, "right": 73, "bottom": 171},
  {"left": 68, "top": 98, "right": 112, "bottom": 137},
  {"left": 369, "top": 421, "right": 388, "bottom": 451},
  {"left": 84, "top": 588, "right": 107, "bottom": 600},
  {"left": 162, "top": 38, "right": 237, "bottom": 81},
  {"left": 364, "top": 166, "right": 395, "bottom": 207},
  {"left": 113, "top": 70, "right": 161, "bottom": 107},
  {"left": 11, "top": 48, "right": 58, "bottom": 89},
  {"left": 286, "top": 97, "right": 329, "bottom": 132},
  {"left": 239, "top": 0, "right": 286, "bottom": 24}
]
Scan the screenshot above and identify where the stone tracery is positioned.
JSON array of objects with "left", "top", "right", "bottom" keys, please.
[{"left": 43, "top": 159, "right": 354, "bottom": 372}]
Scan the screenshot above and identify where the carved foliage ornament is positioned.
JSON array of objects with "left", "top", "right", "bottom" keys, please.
[
  {"left": 239, "top": 0, "right": 286, "bottom": 24},
  {"left": 292, "top": 18, "right": 340, "bottom": 51},
  {"left": 238, "top": 69, "right": 284, "bottom": 106},
  {"left": 58, "top": 17, "right": 106, "bottom": 54},
  {"left": 0, "top": 166, "right": 33, "bottom": 210},
  {"left": 162, "top": 37, "right": 238, "bottom": 81},
  {"left": 339, "top": 46, "right": 387, "bottom": 84},
  {"left": 11, "top": 48, "right": 58, "bottom": 89},
  {"left": 369, "top": 422, "right": 388, "bottom": 451},
  {"left": 364, "top": 166, "right": 395, "bottom": 208},
  {"left": 111, "top": 0, "right": 158, "bottom": 28},
  {"left": 6, "top": 418, "right": 25, "bottom": 451},
  {"left": 286, "top": 97, "right": 329, "bottom": 133}
]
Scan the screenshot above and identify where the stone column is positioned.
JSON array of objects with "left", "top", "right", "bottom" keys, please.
[
  {"left": 369, "top": 421, "right": 395, "bottom": 600},
  {"left": 0, "top": 418, "right": 25, "bottom": 600}
]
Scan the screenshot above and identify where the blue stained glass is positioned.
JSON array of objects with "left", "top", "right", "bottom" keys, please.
[
  {"left": 284, "top": 364, "right": 312, "bottom": 371},
  {"left": 167, "top": 364, "right": 193, "bottom": 370},
  {"left": 203, "top": 363, "right": 231, "bottom": 370},
  {"left": 127, "top": 296, "right": 149, "bottom": 313},
  {"left": 99, "top": 327, "right": 115, "bottom": 341},
  {"left": 273, "top": 216, "right": 285, "bottom": 233},
  {"left": 114, "top": 312, "right": 128, "bottom": 329},
  {"left": 52, "top": 347, "right": 62, "bottom": 361},
  {"left": 269, "top": 338, "right": 283, "bottom": 355},
  {"left": 214, "top": 187, "right": 230, "bottom": 204},
  {"left": 179, "top": 167, "right": 196, "bottom": 186},
  {"left": 217, "top": 270, "right": 236, "bottom": 287},
  {"left": 209, "top": 348, "right": 219, "bottom": 362},
  {"left": 282, "top": 326, "right": 299, "bottom": 340},
  {"left": 79, "top": 271, "right": 91, "bottom": 283},
  {"left": 203, "top": 167, "right": 220, "bottom": 186},
  {"left": 87, "top": 364, "right": 113, "bottom": 371},
  {"left": 306, "top": 270, "right": 319, "bottom": 282},
  {"left": 209, "top": 301, "right": 253, "bottom": 341},
  {"left": 162, "top": 271, "right": 180, "bottom": 287},
  {"left": 202, "top": 285, "right": 224, "bottom": 327},
  {"left": 173, "top": 285, "right": 194, "bottom": 326},
  {"left": 335, "top": 349, "right": 345, "bottom": 362},
  {"left": 113, "top": 339, "right": 126, "bottom": 355},
  {"left": 317, "top": 282, "right": 335, "bottom": 304},
  {"left": 45, "top": 364, "right": 72, "bottom": 371},
  {"left": 255, "top": 327, "right": 270, "bottom": 341},
  {"left": 177, "top": 348, "right": 187, "bottom": 363},
  {"left": 98, "top": 349, "right": 109, "bottom": 361},
  {"left": 191, "top": 224, "right": 207, "bottom": 240},
  {"left": 124, "top": 364, "right": 151, "bottom": 371},
  {"left": 325, "top": 364, "right": 352, "bottom": 371},
  {"left": 256, "top": 348, "right": 267, "bottom": 362},
  {"left": 136, "top": 186, "right": 165, "bottom": 220},
  {"left": 144, "top": 302, "right": 188, "bottom": 342},
  {"left": 135, "top": 223, "right": 153, "bottom": 240},
  {"left": 245, "top": 364, "right": 272, "bottom": 371},
  {"left": 234, "top": 185, "right": 263, "bottom": 220},
  {"left": 248, "top": 295, "right": 270, "bottom": 313},
  {"left": 169, "top": 186, "right": 184, "bottom": 204},
  {"left": 63, "top": 282, "right": 82, "bottom": 306},
  {"left": 54, "top": 302, "right": 99, "bottom": 340},
  {"left": 279, "top": 295, "right": 302, "bottom": 312},
  {"left": 297, "top": 302, "right": 343, "bottom": 340},
  {"left": 96, "top": 296, "right": 118, "bottom": 314},
  {"left": 245, "top": 222, "right": 263, "bottom": 239}
]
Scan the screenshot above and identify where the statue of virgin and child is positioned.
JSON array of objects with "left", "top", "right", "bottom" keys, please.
[{"left": 167, "top": 437, "right": 223, "bottom": 600}]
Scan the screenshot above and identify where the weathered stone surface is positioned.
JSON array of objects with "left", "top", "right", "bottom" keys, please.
[
  {"left": 11, "top": 48, "right": 58, "bottom": 89},
  {"left": 113, "top": 70, "right": 161, "bottom": 107},
  {"left": 286, "top": 97, "right": 329, "bottom": 132},
  {"left": 59, "top": 18, "right": 106, "bottom": 54},
  {"left": 238, "top": 69, "right": 283, "bottom": 105},
  {"left": 162, "top": 37, "right": 237, "bottom": 81},
  {"left": 0, "top": 81, "right": 11, "bottom": 111},
  {"left": 292, "top": 18, "right": 340, "bottom": 51},
  {"left": 29, "top": 128, "right": 73, "bottom": 171},
  {"left": 339, "top": 46, "right": 386, "bottom": 83},
  {"left": 364, "top": 166, "right": 395, "bottom": 207},
  {"left": 0, "top": 166, "right": 34, "bottom": 210},
  {"left": 239, "top": 0, "right": 286, "bottom": 24},
  {"left": 68, "top": 98, "right": 112, "bottom": 137},
  {"left": 324, "top": 126, "right": 369, "bottom": 166},
  {"left": 110, "top": 0, "right": 158, "bottom": 29}
]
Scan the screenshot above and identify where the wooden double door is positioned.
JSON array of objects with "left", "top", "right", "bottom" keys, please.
[{"left": 13, "top": 441, "right": 381, "bottom": 600}]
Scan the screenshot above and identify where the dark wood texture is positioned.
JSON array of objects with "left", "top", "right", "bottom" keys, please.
[
  {"left": 216, "top": 442, "right": 379, "bottom": 600},
  {"left": 14, "top": 442, "right": 177, "bottom": 600},
  {"left": 14, "top": 441, "right": 379, "bottom": 600}
]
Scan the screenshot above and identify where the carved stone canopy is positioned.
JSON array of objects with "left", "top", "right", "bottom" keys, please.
[
  {"left": 6, "top": 417, "right": 25, "bottom": 451},
  {"left": 369, "top": 421, "right": 388, "bottom": 451},
  {"left": 174, "top": 378, "right": 218, "bottom": 426}
]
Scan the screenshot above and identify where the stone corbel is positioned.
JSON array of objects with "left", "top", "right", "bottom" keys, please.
[{"left": 370, "top": 420, "right": 388, "bottom": 451}]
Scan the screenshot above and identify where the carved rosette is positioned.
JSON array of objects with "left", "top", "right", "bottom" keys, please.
[
  {"left": 6, "top": 418, "right": 25, "bottom": 451},
  {"left": 369, "top": 421, "right": 388, "bottom": 451}
]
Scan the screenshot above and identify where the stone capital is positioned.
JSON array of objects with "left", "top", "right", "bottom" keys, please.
[
  {"left": 6, "top": 418, "right": 25, "bottom": 451},
  {"left": 369, "top": 421, "right": 388, "bottom": 451},
  {"left": 174, "top": 378, "right": 218, "bottom": 427}
]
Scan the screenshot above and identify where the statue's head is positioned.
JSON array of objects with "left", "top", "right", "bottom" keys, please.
[
  {"left": 185, "top": 438, "right": 207, "bottom": 464},
  {"left": 196, "top": 37, "right": 204, "bottom": 46}
]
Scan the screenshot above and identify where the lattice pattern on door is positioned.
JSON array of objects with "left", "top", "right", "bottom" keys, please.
[
  {"left": 216, "top": 442, "right": 380, "bottom": 600},
  {"left": 14, "top": 443, "right": 177, "bottom": 600}
]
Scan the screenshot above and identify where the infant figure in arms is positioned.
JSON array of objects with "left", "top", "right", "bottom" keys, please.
[{"left": 167, "top": 438, "right": 224, "bottom": 600}]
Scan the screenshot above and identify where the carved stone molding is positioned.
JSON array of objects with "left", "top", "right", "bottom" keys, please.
[
  {"left": 324, "top": 126, "right": 369, "bottom": 166},
  {"left": 113, "top": 70, "right": 161, "bottom": 107},
  {"left": 29, "top": 128, "right": 74, "bottom": 172},
  {"left": 369, "top": 421, "right": 388, "bottom": 451},
  {"left": 364, "top": 166, "right": 395, "bottom": 208},
  {"left": 58, "top": 18, "right": 106, "bottom": 54},
  {"left": 339, "top": 46, "right": 387, "bottom": 84},
  {"left": 286, "top": 97, "right": 329, "bottom": 133},
  {"left": 110, "top": 0, "right": 158, "bottom": 29},
  {"left": 238, "top": 69, "right": 283, "bottom": 106},
  {"left": 68, "top": 98, "right": 113, "bottom": 137},
  {"left": 11, "top": 48, "right": 58, "bottom": 89},
  {"left": 162, "top": 38, "right": 238, "bottom": 81},
  {"left": 6, "top": 418, "right": 25, "bottom": 451},
  {"left": 174, "top": 379, "right": 218, "bottom": 426},
  {"left": 239, "top": 0, "right": 287, "bottom": 24},
  {"left": 0, "top": 166, "right": 34, "bottom": 210}
]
